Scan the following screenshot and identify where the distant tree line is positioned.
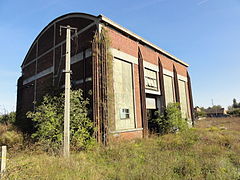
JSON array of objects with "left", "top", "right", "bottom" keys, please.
[
  {"left": 228, "top": 98, "right": 240, "bottom": 117},
  {"left": 0, "top": 111, "right": 16, "bottom": 124},
  {"left": 195, "top": 98, "right": 240, "bottom": 118},
  {"left": 195, "top": 105, "right": 224, "bottom": 118},
  {"left": 232, "top": 98, "right": 240, "bottom": 109}
]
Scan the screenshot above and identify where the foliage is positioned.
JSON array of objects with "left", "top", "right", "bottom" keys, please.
[
  {"left": 0, "top": 111, "right": 16, "bottom": 124},
  {"left": 199, "top": 105, "right": 225, "bottom": 117},
  {"left": 227, "top": 108, "right": 240, "bottom": 117},
  {"left": 199, "top": 105, "right": 223, "bottom": 112},
  {"left": 227, "top": 99, "right": 240, "bottom": 117},
  {"left": 233, "top": 98, "right": 240, "bottom": 108},
  {"left": 3, "top": 128, "right": 240, "bottom": 179},
  {"left": 0, "top": 124, "right": 23, "bottom": 148},
  {"left": 27, "top": 90, "right": 95, "bottom": 152},
  {"left": 0, "top": 130, "right": 23, "bottom": 147},
  {"left": 0, "top": 112, "right": 23, "bottom": 148},
  {"left": 92, "top": 28, "right": 115, "bottom": 140},
  {"left": 195, "top": 109, "right": 206, "bottom": 118},
  {"left": 150, "top": 103, "right": 188, "bottom": 135},
  {"left": 194, "top": 106, "right": 206, "bottom": 118},
  {"left": 210, "top": 105, "right": 222, "bottom": 110}
]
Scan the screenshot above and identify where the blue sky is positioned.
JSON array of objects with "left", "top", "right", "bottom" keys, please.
[{"left": 0, "top": 0, "right": 240, "bottom": 113}]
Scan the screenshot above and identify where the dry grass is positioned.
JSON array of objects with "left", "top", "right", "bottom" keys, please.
[
  {"left": 0, "top": 124, "right": 23, "bottom": 149},
  {"left": 1, "top": 118, "right": 240, "bottom": 179},
  {"left": 2, "top": 127, "right": 240, "bottom": 180},
  {"left": 195, "top": 117, "right": 240, "bottom": 131}
]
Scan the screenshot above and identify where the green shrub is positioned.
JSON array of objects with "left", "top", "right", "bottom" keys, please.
[
  {"left": 0, "top": 111, "right": 16, "bottom": 124},
  {"left": 158, "top": 129, "right": 199, "bottom": 151},
  {"left": 27, "top": 90, "right": 95, "bottom": 152},
  {"left": 0, "top": 124, "right": 23, "bottom": 148},
  {"left": 227, "top": 108, "right": 240, "bottom": 117},
  {"left": 195, "top": 110, "right": 206, "bottom": 118},
  {"left": 0, "top": 131, "right": 23, "bottom": 147},
  {"left": 150, "top": 103, "right": 188, "bottom": 134}
]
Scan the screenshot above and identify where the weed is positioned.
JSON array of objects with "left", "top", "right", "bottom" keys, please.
[{"left": 2, "top": 127, "right": 240, "bottom": 179}]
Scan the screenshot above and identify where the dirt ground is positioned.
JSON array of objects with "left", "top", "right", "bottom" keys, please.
[{"left": 195, "top": 117, "right": 240, "bottom": 131}]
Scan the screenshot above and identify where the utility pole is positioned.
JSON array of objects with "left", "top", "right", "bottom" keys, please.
[{"left": 60, "top": 25, "right": 77, "bottom": 158}]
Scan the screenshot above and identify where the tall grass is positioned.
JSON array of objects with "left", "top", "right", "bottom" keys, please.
[
  {"left": 0, "top": 124, "right": 23, "bottom": 149},
  {"left": 2, "top": 128, "right": 240, "bottom": 180}
]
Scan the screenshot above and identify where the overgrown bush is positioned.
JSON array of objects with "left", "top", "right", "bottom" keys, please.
[
  {"left": 0, "top": 111, "right": 16, "bottom": 124},
  {"left": 195, "top": 110, "right": 206, "bottom": 118},
  {"left": 150, "top": 103, "right": 188, "bottom": 134},
  {"left": 0, "top": 111, "right": 24, "bottom": 149},
  {"left": 0, "top": 124, "right": 23, "bottom": 148},
  {"left": 27, "top": 90, "right": 95, "bottom": 152},
  {"left": 227, "top": 108, "right": 240, "bottom": 117}
]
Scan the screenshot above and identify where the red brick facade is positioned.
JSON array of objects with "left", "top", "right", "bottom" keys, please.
[{"left": 16, "top": 13, "right": 194, "bottom": 140}]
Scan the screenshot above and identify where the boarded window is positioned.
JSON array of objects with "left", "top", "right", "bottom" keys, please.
[
  {"left": 113, "top": 58, "right": 135, "bottom": 130},
  {"left": 144, "top": 68, "right": 158, "bottom": 91},
  {"left": 146, "top": 97, "right": 156, "bottom": 109},
  {"left": 179, "top": 80, "right": 189, "bottom": 119},
  {"left": 164, "top": 75, "right": 175, "bottom": 106}
]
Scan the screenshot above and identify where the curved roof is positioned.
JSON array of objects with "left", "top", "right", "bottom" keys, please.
[
  {"left": 22, "top": 12, "right": 98, "bottom": 67},
  {"left": 22, "top": 12, "right": 189, "bottom": 68}
]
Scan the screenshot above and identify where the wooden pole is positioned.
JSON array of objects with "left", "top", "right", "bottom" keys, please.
[{"left": 1, "top": 146, "right": 6, "bottom": 173}]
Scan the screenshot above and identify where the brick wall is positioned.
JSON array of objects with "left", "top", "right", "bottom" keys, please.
[
  {"left": 17, "top": 16, "right": 97, "bottom": 132},
  {"left": 17, "top": 14, "right": 192, "bottom": 138},
  {"left": 105, "top": 25, "right": 190, "bottom": 139},
  {"left": 37, "top": 51, "right": 53, "bottom": 73},
  {"left": 106, "top": 26, "right": 188, "bottom": 78},
  {"left": 139, "top": 44, "right": 158, "bottom": 65},
  {"left": 111, "top": 130, "right": 143, "bottom": 141},
  {"left": 107, "top": 27, "right": 138, "bottom": 57}
]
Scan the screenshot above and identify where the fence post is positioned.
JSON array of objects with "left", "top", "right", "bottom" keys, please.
[{"left": 1, "top": 146, "right": 7, "bottom": 173}]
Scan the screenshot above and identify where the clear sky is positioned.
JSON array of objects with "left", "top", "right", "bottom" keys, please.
[{"left": 0, "top": 0, "right": 240, "bottom": 113}]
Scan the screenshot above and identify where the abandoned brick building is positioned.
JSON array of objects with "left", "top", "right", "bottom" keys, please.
[{"left": 16, "top": 13, "right": 194, "bottom": 142}]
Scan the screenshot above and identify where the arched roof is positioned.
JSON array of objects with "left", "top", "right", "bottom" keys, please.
[
  {"left": 22, "top": 12, "right": 98, "bottom": 67},
  {"left": 22, "top": 12, "right": 189, "bottom": 68}
]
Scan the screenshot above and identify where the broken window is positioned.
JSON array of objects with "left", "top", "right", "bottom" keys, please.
[{"left": 144, "top": 68, "right": 158, "bottom": 91}]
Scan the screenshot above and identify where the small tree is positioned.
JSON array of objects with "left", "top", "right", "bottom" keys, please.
[
  {"left": 27, "top": 89, "right": 95, "bottom": 152},
  {"left": 232, "top": 98, "right": 240, "bottom": 109},
  {"left": 150, "top": 103, "right": 188, "bottom": 135},
  {"left": 212, "top": 105, "right": 222, "bottom": 109},
  {"left": 227, "top": 98, "right": 240, "bottom": 117}
]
